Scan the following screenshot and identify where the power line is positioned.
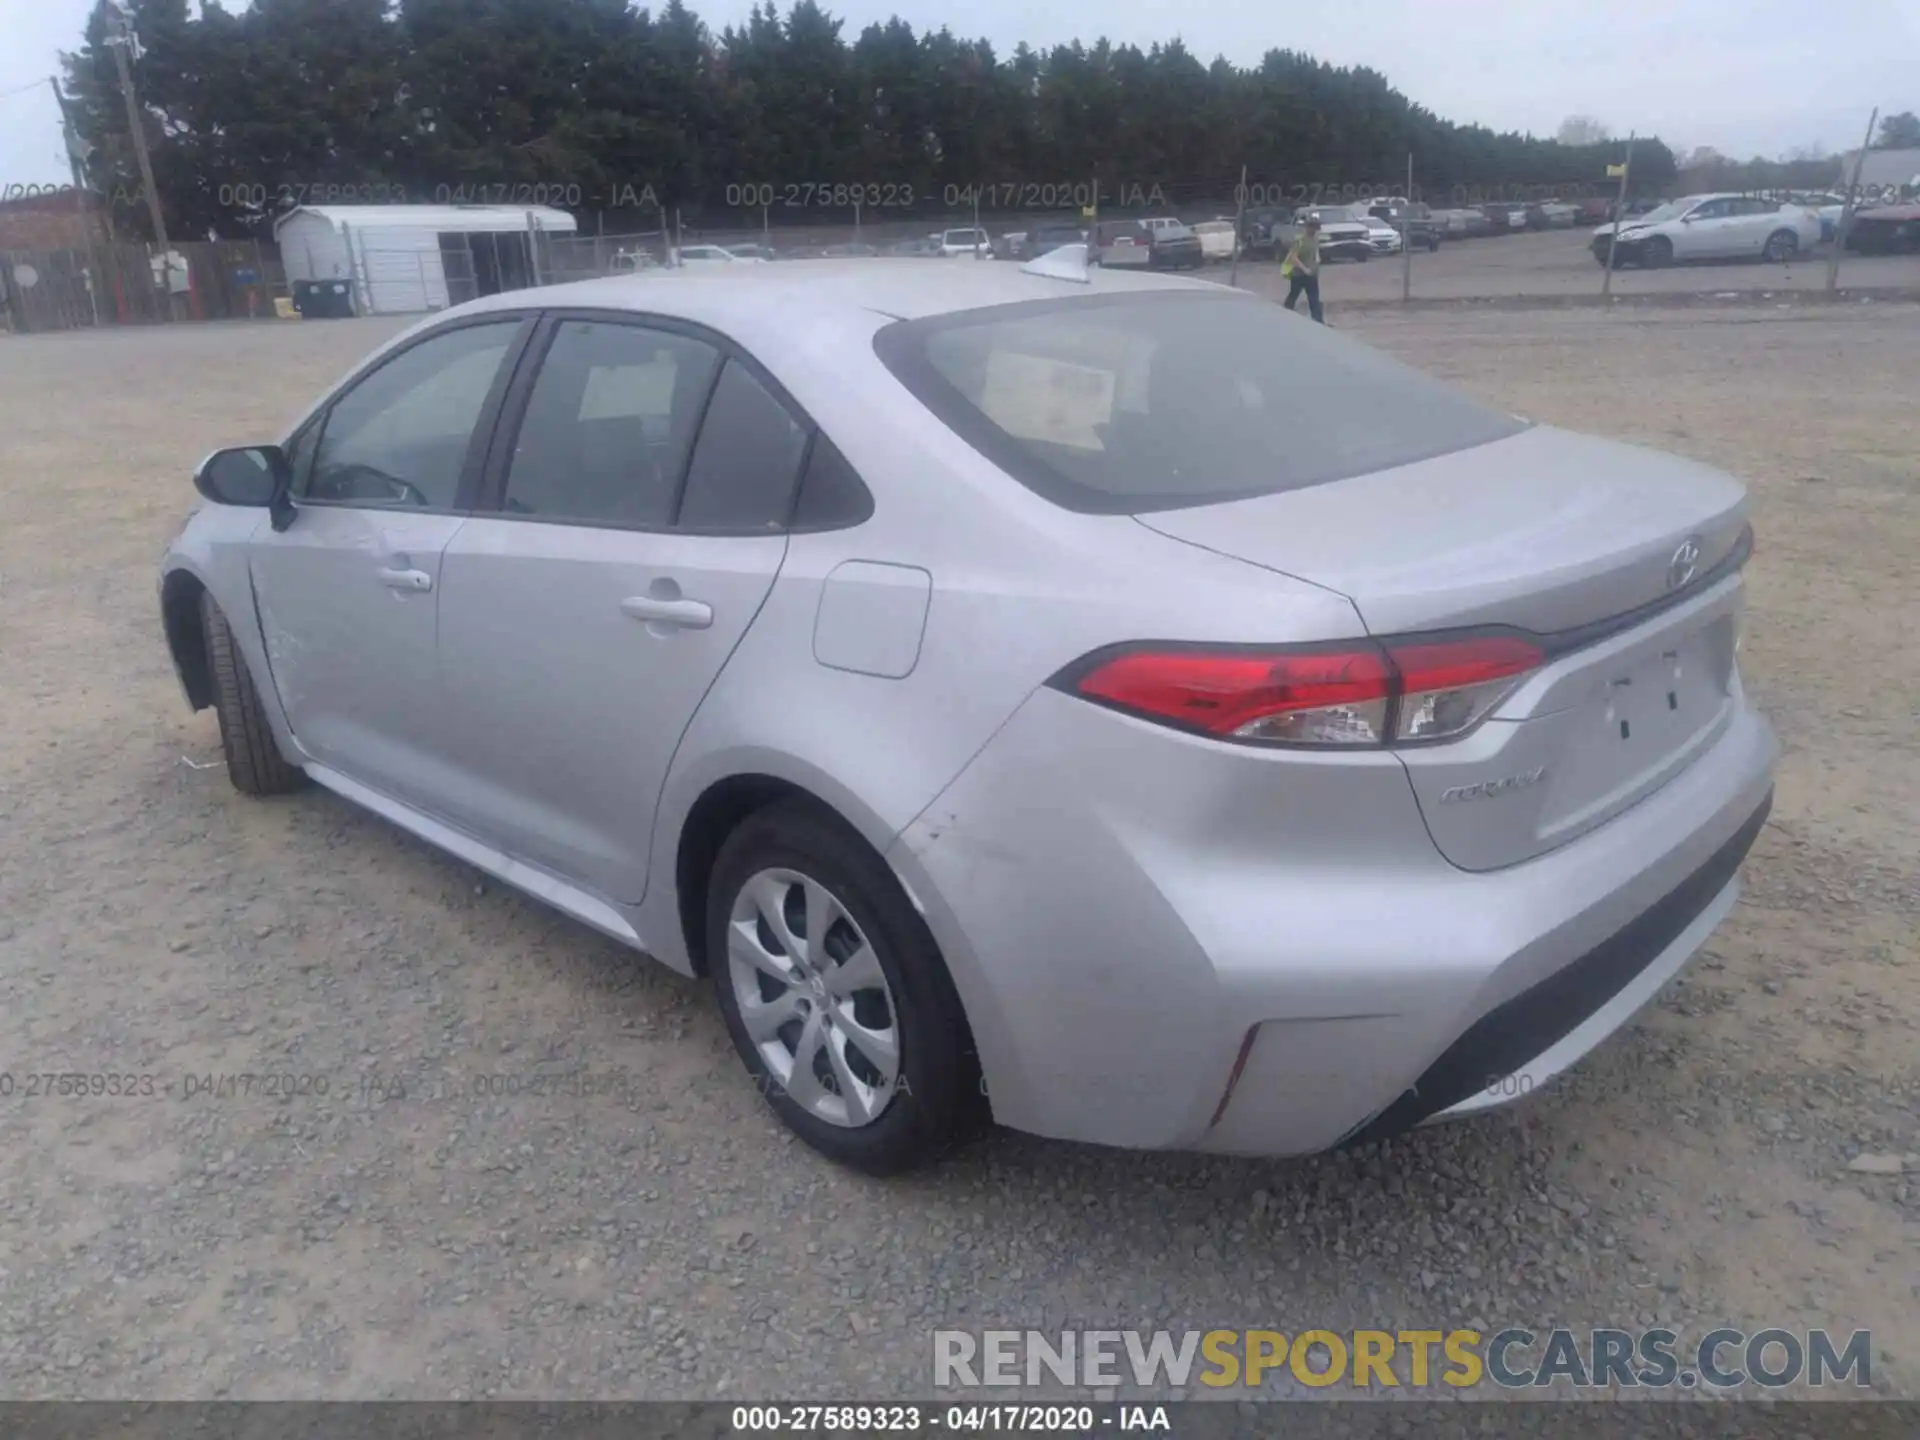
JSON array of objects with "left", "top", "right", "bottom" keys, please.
[{"left": 0, "top": 75, "right": 53, "bottom": 100}]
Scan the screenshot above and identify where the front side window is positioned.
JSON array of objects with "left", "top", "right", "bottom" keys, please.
[
  {"left": 501, "top": 320, "right": 721, "bottom": 527},
  {"left": 305, "top": 321, "right": 520, "bottom": 509},
  {"left": 283, "top": 417, "right": 323, "bottom": 495},
  {"left": 875, "top": 291, "right": 1528, "bottom": 515}
]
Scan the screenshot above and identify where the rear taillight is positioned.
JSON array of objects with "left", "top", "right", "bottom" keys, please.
[
  {"left": 1060, "top": 633, "right": 1544, "bottom": 748},
  {"left": 1387, "top": 636, "right": 1543, "bottom": 742}
]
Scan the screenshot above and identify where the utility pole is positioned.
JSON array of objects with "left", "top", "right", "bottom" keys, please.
[
  {"left": 1828, "top": 108, "right": 1879, "bottom": 294},
  {"left": 105, "top": 6, "right": 173, "bottom": 317},
  {"left": 1601, "top": 133, "right": 1636, "bottom": 300},
  {"left": 1401, "top": 152, "right": 1414, "bottom": 303},
  {"left": 1229, "top": 163, "right": 1247, "bottom": 288},
  {"left": 50, "top": 76, "right": 106, "bottom": 326}
]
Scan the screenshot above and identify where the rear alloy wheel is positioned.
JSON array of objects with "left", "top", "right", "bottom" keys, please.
[
  {"left": 201, "top": 591, "right": 305, "bottom": 796},
  {"left": 1642, "top": 235, "right": 1673, "bottom": 268},
  {"left": 1763, "top": 229, "right": 1798, "bottom": 263},
  {"left": 708, "top": 801, "right": 976, "bottom": 1174}
]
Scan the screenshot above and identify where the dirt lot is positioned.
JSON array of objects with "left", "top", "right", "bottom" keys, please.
[
  {"left": 1232, "top": 226, "right": 1920, "bottom": 304},
  {"left": 1, "top": 304, "right": 1915, "bottom": 1401}
]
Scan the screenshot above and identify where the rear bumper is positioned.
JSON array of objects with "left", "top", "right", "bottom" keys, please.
[
  {"left": 889, "top": 682, "right": 1777, "bottom": 1157},
  {"left": 1343, "top": 786, "right": 1769, "bottom": 1145}
]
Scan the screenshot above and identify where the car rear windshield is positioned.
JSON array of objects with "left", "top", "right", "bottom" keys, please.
[{"left": 872, "top": 291, "right": 1528, "bottom": 514}]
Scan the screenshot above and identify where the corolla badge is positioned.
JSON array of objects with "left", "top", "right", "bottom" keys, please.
[
  {"left": 1667, "top": 536, "right": 1704, "bottom": 592},
  {"left": 1439, "top": 768, "right": 1546, "bottom": 804}
]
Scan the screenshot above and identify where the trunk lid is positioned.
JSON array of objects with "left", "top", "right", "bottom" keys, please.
[{"left": 1137, "top": 424, "right": 1753, "bottom": 869}]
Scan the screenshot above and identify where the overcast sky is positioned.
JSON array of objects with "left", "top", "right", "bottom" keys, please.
[{"left": 3, "top": 0, "right": 1914, "bottom": 189}]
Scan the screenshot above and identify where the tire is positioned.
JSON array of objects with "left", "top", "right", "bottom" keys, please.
[
  {"left": 707, "top": 799, "right": 979, "bottom": 1175},
  {"left": 1642, "top": 236, "right": 1673, "bottom": 268},
  {"left": 1763, "top": 229, "right": 1798, "bottom": 263},
  {"left": 201, "top": 591, "right": 305, "bottom": 796}
]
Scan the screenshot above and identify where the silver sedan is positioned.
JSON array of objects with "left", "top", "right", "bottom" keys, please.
[{"left": 160, "top": 260, "right": 1776, "bottom": 1174}]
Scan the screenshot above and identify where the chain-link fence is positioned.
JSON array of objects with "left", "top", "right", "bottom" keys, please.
[
  {"left": 6, "top": 162, "right": 1915, "bottom": 334},
  {"left": 1, "top": 238, "right": 283, "bottom": 334}
]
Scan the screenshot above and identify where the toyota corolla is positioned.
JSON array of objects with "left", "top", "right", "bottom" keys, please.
[{"left": 159, "top": 258, "right": 1776, "bottom": 1174}]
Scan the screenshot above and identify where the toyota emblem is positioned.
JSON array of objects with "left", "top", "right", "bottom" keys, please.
[{"left": 1667, "top": 537, "right": 1703, "bottom": 592}]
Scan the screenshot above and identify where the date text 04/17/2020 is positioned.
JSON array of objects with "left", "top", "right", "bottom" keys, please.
[{"left": 727, "top": 1405, "right": 1172, "bottom": 1433}]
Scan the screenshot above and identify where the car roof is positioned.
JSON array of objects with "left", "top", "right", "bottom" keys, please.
[{"left": 445, "top": 258, "right": 1229, "bottom": 336}]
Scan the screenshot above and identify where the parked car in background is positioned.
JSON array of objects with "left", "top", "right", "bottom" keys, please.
[
  {"left": 1139, "top": 217, "right": 1206, "bottom": 270},
  {"left": 1368, "top": 202, "right": 1443, "bottom": 250},
  {"left": 1477, "top": 203, "right": 1527, "bottom": 234},
  {"left": 1787, "top": 192, "right": 1846, "bottom": 243},
  {"left": 1091, "top": 218, "right": 1154, "bottom": 268},
  {"left": 1843, "top": 202, "right": 1920, "bottom": 253},
  {"left": 1238, "top": 205, "right": 1294, "bottom": 258},
  {"left": 1027, "top": 223, "right": 1088, "bottom": 257},
  {"left": 1441, "top": 207, "right": 1492, "bottom": 237},
  {"left": 674, "top": 244, "right": 768, "bottom": 266},
  {"left": 1591, "top": 193, "right": 1821, "bottom": 268},
  {"left": 1191, "top": 219, "right": 1240, "bottom": 261},
  {"left": 1293, "top": 205, "right": 1375, "bottom": 261},
  {"left": 938, "top": 228, "right": 992, "bottom": 257},
  {"left": 1536, "top": 202, "right": 1581, "bottom": 229},
  {"left": 1368, "top": 218, "right": 1405, "bottom": 255},
  {"left": 1576, "top": 196, "right": 1613, "bottom": 225},
  {"left": 996, "top": 224, "right": 1087, "bottom": 261},
  {"left": 728, "top": 244, "right": 780, "bottom": 261},
  {"left": 1350, "top": 208, "right": 1404, "bottom": 256}
]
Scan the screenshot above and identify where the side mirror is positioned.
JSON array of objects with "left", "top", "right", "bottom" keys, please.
[{"left": 194, "top": 445, "right": 287, "bottom": 508}]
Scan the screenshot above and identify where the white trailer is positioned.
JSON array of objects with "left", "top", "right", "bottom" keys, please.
[{"left": 274, "top": 204, "right": 579, "bottom": 315}]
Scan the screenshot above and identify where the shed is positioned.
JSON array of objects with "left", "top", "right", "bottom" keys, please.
[{"left": 273, "top": 204, "right": 579, "bottom": 315}]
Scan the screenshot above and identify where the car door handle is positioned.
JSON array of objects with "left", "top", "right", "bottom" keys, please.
[
  {"left": 621, "top": 595, "right": 712, "bottom": 629},
  {"left": 377, "top": 566, "right": 433, "bottom": 593}
]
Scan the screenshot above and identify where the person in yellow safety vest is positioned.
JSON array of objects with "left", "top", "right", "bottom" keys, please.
[{"left": 1280, "top": 216, "right": 1325, "bottom": 324}]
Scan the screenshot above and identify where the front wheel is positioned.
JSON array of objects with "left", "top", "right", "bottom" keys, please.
[
  {"left": 708, "top": 800, "right": 979, "bottom": 1175},
  {"left": 201, "top": 592, "right": 306, "bottom": 797},
  {"left": 1642, "top": 236, "right": 1673, "bottom": 268},
  {"left": 1763, "top": 229, "right": 1799, "bottom": 263}
]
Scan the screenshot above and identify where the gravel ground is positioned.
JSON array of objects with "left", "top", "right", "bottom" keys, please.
[{"left": 0, "top": 305, "right": 1915, "bottom": 1402}]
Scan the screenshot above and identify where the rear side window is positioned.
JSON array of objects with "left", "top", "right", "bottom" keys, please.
[
  {"left": 873, "top": 292, "right": 1528, "bottom": 514},
  {"left": 791, "top": 435, "right": 874, "bottom": 529},
  {"left": 503, "top": 320, "right": 720, "bottom": 527},
  {"left": 676, "top": 359, "right": 810, "bottom": 531}
]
